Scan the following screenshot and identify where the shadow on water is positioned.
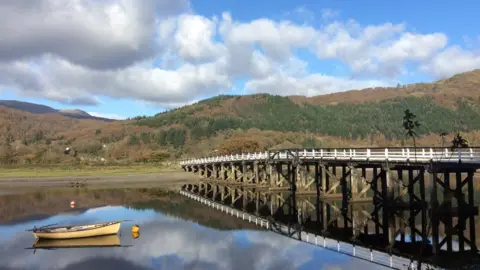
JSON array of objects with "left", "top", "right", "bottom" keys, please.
[{"left": 0, "top": 187, "right": 387, "bottom": 270}]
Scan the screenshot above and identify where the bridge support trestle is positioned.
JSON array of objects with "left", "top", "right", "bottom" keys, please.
[{"left": 182, "top": 149, "right": 480, "bottom": 268}]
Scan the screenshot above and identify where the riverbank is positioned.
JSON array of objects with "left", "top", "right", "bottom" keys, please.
[
  {"left": 0, "top": 164, "right": 181, "bottom": 178},
  {"left": 0, "top": 170, "right": 199, "bottom": 194}
]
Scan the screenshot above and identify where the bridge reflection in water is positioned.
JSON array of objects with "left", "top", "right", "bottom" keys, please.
[{"left": 180, "top": 148, "right": 480, "bottom": 270}]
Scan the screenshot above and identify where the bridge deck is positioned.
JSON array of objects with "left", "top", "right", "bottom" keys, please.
[{"left": 180, "top": 147, "right": 480, "bottom": 166}]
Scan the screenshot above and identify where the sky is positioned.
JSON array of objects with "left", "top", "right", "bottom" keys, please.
[{"left": 0, "top": 0, "right": 479, "bottom": 120}]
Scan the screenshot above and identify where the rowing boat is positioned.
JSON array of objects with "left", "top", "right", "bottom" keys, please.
[
  {"left": 30, "top": 221, "right": 123, "bottom": 240},
  {"left": 32, "top": 234, "right": 121, "bottom": 249},
  {"left": 31, "top": 221, "right": 122, "bottom": 240}
]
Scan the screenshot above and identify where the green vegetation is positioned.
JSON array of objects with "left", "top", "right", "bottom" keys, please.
[
  {"left": 154, "top": 128, "right": 187, "bottom": 147},
  {"left": 135, "top": 95, "right": 480, "bottom": 141},
  {"left": 127, "top": 129, "right": 186, "bottom": 147}
]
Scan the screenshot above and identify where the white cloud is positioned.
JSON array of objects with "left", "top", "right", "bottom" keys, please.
[
  {"left": 0, "top": 0, "right": 189, "bottom": 70},
  {"left": 246, "top": 72, "right": 392, "bottom": 96},
  {"left": 174, "top": 14, "right": 225, "bottom": 63},
  {"left": 87, "top": 112, "right": 126, "bottom": 120},
  {"left": 420, "top": 46, "right": 480, "bottom": 78},
  {"left": 0, "top": 0, "right": 479, "bottom": 108},
  {"left": 0, "top": 55, "right": 231, "bottom": 106},
  {"left": 313, "top": 21, "right": 448, "bottom": 77},
  {"left": 221, "top": 13, "right": 316, "bottom": 62}
]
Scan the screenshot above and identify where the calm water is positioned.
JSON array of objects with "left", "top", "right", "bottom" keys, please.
[{"left": 0, "top": 188, "right": 388, "bottom": 270}]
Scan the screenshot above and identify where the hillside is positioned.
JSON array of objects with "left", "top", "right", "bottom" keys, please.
[
  {"left": 136, "top": 94, "right": 480, "bottom": 140},
  {"left": 0, "top": 100, "right": 115, "bottom": 121},
  {"left": 0, "top": 107, "right": 158, "bottom": 164},
  {"left": 1, "top": 69, "right": 480, "bottom": 165},
  {"left": 135, "top": 70, "right": 480, "bottom": 142}
]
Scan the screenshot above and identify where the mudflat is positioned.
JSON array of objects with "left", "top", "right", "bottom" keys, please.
[{"left": 0, "top": 171, "right": 199, "bottom": 193}]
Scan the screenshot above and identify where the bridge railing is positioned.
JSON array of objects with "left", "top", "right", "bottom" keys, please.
[{"left": 180, "top": 147, "right": 480, "bottom": 165}]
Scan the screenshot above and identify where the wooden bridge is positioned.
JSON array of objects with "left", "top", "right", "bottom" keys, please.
[{"left": 180, "top": 147, "right": 480, "bottom": 269}]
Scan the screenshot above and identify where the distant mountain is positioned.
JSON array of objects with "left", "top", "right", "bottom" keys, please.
[
  {"left": 0, "top": 100, "right": 57, "bottom": 114},
  {"left": 0, "top": 100, "right": 115, "bottom": 121}
]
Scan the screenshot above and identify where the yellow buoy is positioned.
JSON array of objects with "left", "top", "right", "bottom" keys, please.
[{"left": 131, "top": 224, "right": 140, "bottom": 233}]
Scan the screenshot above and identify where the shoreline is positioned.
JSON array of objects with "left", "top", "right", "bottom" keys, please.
[
  {"left": 0, "top": 165, "right": 180, "bottom": 178},
  {"left": 0, "top": 171, "right": 199, "bottom": 193}
]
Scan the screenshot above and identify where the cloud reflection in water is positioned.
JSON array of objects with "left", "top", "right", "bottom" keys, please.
[{"left": 0, "top": 206, "right": 387, "bottom": 270}]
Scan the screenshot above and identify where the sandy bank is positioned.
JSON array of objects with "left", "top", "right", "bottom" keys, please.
[{"left": 0, "top": 171, "right": 199, "bottom": 193}]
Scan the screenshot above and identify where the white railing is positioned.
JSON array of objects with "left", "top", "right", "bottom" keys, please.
[
  {"left": 180, "top": 148, "right": 480, "bottom": 166},
  {"left": 179, "top": 190, "right": 437, "bottom": 270}
]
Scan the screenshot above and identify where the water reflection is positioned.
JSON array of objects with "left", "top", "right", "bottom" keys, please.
[
  {"left": 0, "top": 188, "right": 387, "bottom": 270},
  {"left": 31, "top": 235, "right": 123, "bottom": 249},
  {"left": 181, "top": 181, "right": 480, "bottom": 269}
]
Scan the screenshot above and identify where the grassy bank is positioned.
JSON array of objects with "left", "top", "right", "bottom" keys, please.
[{"left": 0, "top": 164, "right": 181, "bottom": 178}]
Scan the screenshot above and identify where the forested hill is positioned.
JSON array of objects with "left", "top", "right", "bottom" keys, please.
[
  {"left": 1, "top": 69, "right": 480, "bottom": 165},
  {"left": 134, "top": 69, "right": 480, "bottom": 142}
]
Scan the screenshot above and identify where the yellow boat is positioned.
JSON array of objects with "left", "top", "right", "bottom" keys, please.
[
  {"left": 31, "top": 221, "right": 123, "bottom": 240},
  {"left": 32, "top": 234, "right": 121, "bottom": 249}
]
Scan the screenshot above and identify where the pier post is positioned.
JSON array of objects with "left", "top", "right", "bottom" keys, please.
[
  {"left": 315, "top": 162, "right": 323, "bottom": 230},
  {"left": 444, "top": 170, "right": 453, "bottom": 253},
  {"left": 430, "top": 166, "right": 440, "bottom": 255},
  {"left": 241, "top": 162, "right": 246, "bottom": 184},
  {"left": 221, "top": 163, "right": 225, "bottom": 181},
  {"left": 380, "top": 166, "right": 390, "bottom": 246},
  {"left": 467, "top": 170, "right": 477, "bottom": 252}
]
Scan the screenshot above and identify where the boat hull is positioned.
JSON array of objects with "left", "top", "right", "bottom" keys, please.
[{"left": 33, "top": 222, "right": 121, "bottom": 240}]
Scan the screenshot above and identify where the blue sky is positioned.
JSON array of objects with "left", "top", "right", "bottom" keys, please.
[{"left": 0, "top": 0, "right": 479, "bottom": 119}]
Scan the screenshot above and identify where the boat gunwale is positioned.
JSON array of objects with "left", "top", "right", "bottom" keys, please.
[{"left": 32, "top": 221, "right": 122, "bottom": 234}]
